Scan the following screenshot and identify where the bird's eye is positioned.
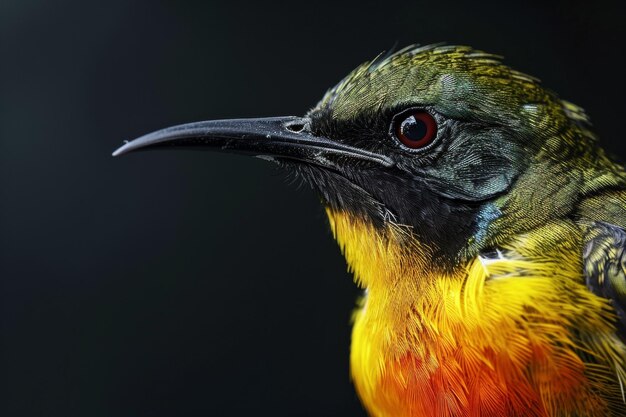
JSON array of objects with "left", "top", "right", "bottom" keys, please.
[{"left": 392, "top": 110, "right": 438, "bottom": 149}]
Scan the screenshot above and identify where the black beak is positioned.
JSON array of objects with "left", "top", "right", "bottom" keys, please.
[{"left": 113, "top": 116, "right": 393, "bottom": 168}]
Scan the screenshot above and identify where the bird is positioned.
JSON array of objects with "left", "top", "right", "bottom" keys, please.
[{"left": 114, "top": 44, "right": 626, "bottom": 417}]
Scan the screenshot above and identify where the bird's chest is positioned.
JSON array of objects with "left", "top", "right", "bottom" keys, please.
[
  {"left": 327, "top": 210, "right": 616, "bottom": 416},
  {"left": 350, "top": 306, "right": 521, "bottom": 417},
  {"left": 348, "top": 264, "right": 600, "bottom": 417}
]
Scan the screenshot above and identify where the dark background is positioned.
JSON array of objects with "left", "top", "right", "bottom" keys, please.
[{"left": 2, "top": 0, "right": 626, "bottom": 416}]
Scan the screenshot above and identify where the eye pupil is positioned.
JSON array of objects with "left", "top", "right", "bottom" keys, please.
[
  {"left": 392, "top": 110, "right": 438, "bottom": 149},
  {"left": 401, "top": 116, "right": 428, "bottom": 141}
]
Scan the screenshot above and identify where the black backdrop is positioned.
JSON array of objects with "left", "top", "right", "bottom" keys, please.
[{"left": 2, "top": 1, "right": 626, "bottom": 416}]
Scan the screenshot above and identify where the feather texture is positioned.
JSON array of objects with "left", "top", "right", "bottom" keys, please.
[{"left": 328, "top": 209, "right": 626, "bottom": 417}]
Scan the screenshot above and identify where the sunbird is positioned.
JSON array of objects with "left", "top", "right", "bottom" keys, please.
[{"left": 114, "top": 45, "right": 626, "bottom": 417}]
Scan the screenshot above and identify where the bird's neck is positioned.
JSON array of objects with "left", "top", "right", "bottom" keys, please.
[
  {"left": 325, "top": 208, "right": 463, "bottom": 310},
  {"left": 326, "top": 207, "right": 472, "bottom": 406}
]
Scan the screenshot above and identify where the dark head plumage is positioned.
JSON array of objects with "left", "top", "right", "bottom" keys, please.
[{"left": 115, "top": 44, "right": 625, "bottom": 263}]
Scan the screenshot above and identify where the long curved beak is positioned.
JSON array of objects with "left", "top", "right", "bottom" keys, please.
[{"left": 113, "top": 116, "right": 393, "bottom": 167}]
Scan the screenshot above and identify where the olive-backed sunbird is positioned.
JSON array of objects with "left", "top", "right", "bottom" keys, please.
[{"left": 114, "top": 45, "right": 626, "bottom": 417}]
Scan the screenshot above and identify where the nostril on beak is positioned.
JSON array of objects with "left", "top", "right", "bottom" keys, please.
[{"left": 285, "top": 121, "right": 307, "bottom": 133}]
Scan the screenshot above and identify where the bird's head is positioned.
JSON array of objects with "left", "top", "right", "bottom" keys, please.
[{"left": 115, "top": 45, "right": 618, "bottom": 280}]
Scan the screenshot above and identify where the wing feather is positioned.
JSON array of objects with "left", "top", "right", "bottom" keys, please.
[{"left": 583, "top": 222, "right": 626, "bottom": 339}]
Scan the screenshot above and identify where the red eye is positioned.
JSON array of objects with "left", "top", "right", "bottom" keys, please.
[{"left": 393, "top": 111, "right": 437, "bottom": 149}]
